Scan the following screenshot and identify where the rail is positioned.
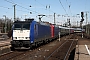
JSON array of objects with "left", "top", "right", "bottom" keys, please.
[
  {"left": 45, "top": 40, "right": 68, "bottom": 60},
  {"left": 64, "top": 40, "right": 74, "bottom": 60}
]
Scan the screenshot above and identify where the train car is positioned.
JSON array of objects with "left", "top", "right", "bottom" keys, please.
[
  {"left": 59, "top": 26, "right": 74, "bottom": 36},
  {"left": 11, "top": 19, "right": 59, "bottom": 50},
  {"left": 70, "top": 28, "right": 75, "bottom": 34},
  {"left": 74, "top": 28, "right": 85, "bottom": 33},
  {"left": 65, "top": 27, "right": 74, "bottom": 34},
  {"left": 53, "top": 25, "right": 59, "bottom": 38},
  {"left": 59, "top": 26, "right": 67, "bottom": 36}
]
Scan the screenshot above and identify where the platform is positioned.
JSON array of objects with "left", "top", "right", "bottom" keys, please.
[{"left": 74, "top": 38, "right": 90, "bottom": 60}]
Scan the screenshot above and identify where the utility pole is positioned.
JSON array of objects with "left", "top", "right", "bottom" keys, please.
[
  {"left": 76, "top": 14, "right": 80, "bottom": 27},
  {"left": 54, "top": 13, "right": 55, "bottom": 24},
  {"left": 3, "top": 15, "right": 7, "bottom": 33},
  {"left": 68, "top": 19, "right": 70, "bottom": 35},
  {"left": 77, "top": 21, "right": 78, "bottom": 27},
  {"left": 86, "top": 12, "right": 88, "bottom": 34},
  {"left": 14, "top": 4, "right": 16, "bottom": 22}
]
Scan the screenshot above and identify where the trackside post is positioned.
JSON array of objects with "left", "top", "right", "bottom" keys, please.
[{"left": 59, "top": 32, "right": 60, "bottom": 41}]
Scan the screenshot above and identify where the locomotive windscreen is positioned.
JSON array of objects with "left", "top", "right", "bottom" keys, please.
[{"left": 14, "top": 22, "right": 30, "bottom": 30}]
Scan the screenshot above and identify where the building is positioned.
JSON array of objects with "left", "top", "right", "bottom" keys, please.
[{"left": 83, "top": 24, "right": 90, "bottom": 35}]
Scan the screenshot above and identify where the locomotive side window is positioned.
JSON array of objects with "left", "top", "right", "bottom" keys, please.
[{"left": 34, "top": 24, "right": 36, "bottom": 30}]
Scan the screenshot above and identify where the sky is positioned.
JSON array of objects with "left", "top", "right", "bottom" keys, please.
[{"left": 0, "top": 0, "right": 90, "bottom": 26}]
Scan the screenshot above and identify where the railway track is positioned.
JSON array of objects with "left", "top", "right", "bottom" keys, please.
[
  {"left": 45, "top": 34, "right": 77, "bottom": 60},
  {"left": 0, "top": 34, "right": 78, "bottom": 60},
  {"left": 0, "top": 34, "right": 9, "bottom": 40},
  {"left": 0, "top": 51, "right": 25, "bottom": 60}
]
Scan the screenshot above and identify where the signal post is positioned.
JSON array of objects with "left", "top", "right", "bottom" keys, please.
[{"left": 80, "top": 12, "right": 84, "bottom": 38}]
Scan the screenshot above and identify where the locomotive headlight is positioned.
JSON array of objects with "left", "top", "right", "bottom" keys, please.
[
  {"left": 25, "top": 37, "right": 30, "bottom": 40},
  {"left": 13, "top": 37, "right": 17, "bottom": 40}
]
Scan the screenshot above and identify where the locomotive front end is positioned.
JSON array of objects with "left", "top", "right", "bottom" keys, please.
[{"left": 11, "top": 20, "right": 32, "bottom": 49}]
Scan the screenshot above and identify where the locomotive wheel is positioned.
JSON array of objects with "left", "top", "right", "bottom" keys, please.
[
  {"left": 35, "top": 43, "right": 38, "bottom": 47},
  {"left": 10, "top": 46, "right": 15, "bottom": 51}
]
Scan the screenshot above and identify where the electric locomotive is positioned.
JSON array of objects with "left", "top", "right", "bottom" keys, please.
[{"left": 11, "top": 19, "right": 59, "bottom": 50}]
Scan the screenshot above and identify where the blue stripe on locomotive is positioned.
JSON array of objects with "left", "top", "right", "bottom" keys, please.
[{"left": 30, "top": 20, "right": 37, "bottom": 43}]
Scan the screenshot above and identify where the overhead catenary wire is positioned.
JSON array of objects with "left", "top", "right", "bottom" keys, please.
[
  {"left": 4, "top": 0, "right": 55, "bottom": 22},
  {"left": 36, "top": 0, "right": 71, "bottom": 24},
  {"left": 0, "top": 5, "right": 14, "bottom": 16},
  {"left": 66, "top": 0, "right": 72, "bottom": 16},
  {"left": 4, "top": 0, "right": 69, "bottom": 24},
  {"left": 35, "top": 0, "right": 68, "bottom": 24},
  {"left": 4, "top": 0, "right": 39, "bottom": 14},
  {"left": 0, "top": 5, "right": 33, "bottom": 15},
  {"left": 0, "top": 6, "right": 34, "bottom": 16},
  {"left": 4, "top": 0, "right": 40, "bottom": 14},
  {"left": 0, "top": 6, "right": 11, "bottom": 9},
  {"left": 5, "top": 0, "right": 63, "bottom": 17},
  {"left": 35, "top": 0, "right": 62, "bottom": 17},
  {"left": 59, "top": 0, "right": 68, "bottom": 15}
]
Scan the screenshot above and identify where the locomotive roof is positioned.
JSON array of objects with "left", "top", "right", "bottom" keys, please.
[
  {"left": 14, "top": 21, "right": 31, "bottom": 24},
  {"left": 14, "top": 20, "right": 33, "bottom": 23},
  {"left": 74, "top": 28, "right": 82, "bottom": 30},
  {"left": 59, "top": 26, "right": 75, "bottom": 29},
  {"left": 14, "top": 18, "right": 34, "bottom": 23},
  {"left": 38, "top": 22, "right": 50, "bottom": 26}
]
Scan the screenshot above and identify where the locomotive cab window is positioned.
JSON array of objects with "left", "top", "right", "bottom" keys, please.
[
  {"left": 14, "top": 23, "right": 22, "bottom": 30},
  {"left": 23, "top": 23, "right": 30, "bottom": 30}
]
